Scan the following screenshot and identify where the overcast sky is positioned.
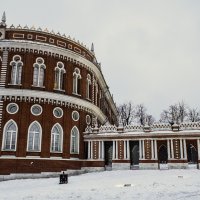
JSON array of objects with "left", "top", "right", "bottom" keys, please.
[{"left": 1, "top": 0, "right": 200, "bottom": 120}]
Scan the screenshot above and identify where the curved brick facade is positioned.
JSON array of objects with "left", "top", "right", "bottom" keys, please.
[{"left": 0, "top": 16, "right": 117, "bottom": 175}]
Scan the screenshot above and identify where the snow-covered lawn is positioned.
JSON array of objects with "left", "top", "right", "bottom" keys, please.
[{"left": 0, "top": 169, "right": 200, "bottom": 200}]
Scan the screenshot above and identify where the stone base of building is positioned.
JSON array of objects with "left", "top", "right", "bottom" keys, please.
[
  {"left": 168, "top": 162, "right": 188, "bottom": 169},
  {"left": 139, "top": 162, "right": 158, "bottom": 170},
  {"left": 112, "top": 160, "right": 130, "bottom": 170},
  {"left": 0, "top": 158, "right": 105, "bottom": 176}
]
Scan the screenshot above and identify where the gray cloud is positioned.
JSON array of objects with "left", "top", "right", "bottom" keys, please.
[{"left": 1, "top": 0, "right": 200, "bottom": 120}]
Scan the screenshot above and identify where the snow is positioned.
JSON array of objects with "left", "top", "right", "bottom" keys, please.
[{"left": 1, "top": 169, "right": 200, "bottom": 200}]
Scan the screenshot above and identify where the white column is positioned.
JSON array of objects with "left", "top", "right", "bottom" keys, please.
[
  {"left": 91, "top": 141, "right": 93, "bottom": 159},
  {"left": 139, "top": 140, "right": 142, "bottom": 160},
  {"left": 154, "top": 140, "right": 157, "bottom": 160},
  {"left": 180, "top": 139, "right": 183, "bottom": 159},
  {"left": 197, "top": 139, "right": 200, "bottom": 160},
  {"left": 151, "top": 140, "right": 154, "bottom": 159},
  {"left": 142, "top": 140, "right": 145, "bottom": 159},
  {"left": 171, "top": 139, "right": 174, "bottom": 159},
  {"left": 113, "top": 141, "right": 116, "bottom": 159},
  {"left": 116, "top": 141, "right": 118, "bottom": 159},
  {"left": 102, "top": 141, "right": 105, "bottom": 159},
  {"left": 127, "top": 140, "right": 130, "bottom": 159},
  {"left": 183, "top": 139, "right": 187, "bottom": 159},
  {"left": 124, "top": 140, "right": 127, "bottom": 159},
  {"left": 167, "top": 139, "right": 170, "bottom": 160},
  {"left": 98, "top": 141, "right": 101, "bottom": 159},
  {"left": 88, "top": 141, "right": 91, "bottom": 159}
]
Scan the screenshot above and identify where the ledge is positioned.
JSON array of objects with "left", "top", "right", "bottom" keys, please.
[{"left": 0, "top": 88, "right": 107, "bottom": 123}]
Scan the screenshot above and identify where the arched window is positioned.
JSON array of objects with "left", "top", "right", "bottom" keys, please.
[
  {"left": 10, "top": 55, "right": 23, "bottom": 85},
  {"left": 54, "top": 62, "right": 66, "bottom": 90},
  {"left": 70, "top": 126, "right": 79, "bottom": 154},
  {"left": 27, "top": 121, "right": 42, "bottom": 151},
  {"left": 73, "top": 68, "right": 81, "bottom": 95},
  {"left": 33, "top": 57, "right": 46, "bottom": 87},
  {"left": 51, "top": 123, "right": 63, "bottom": 152},
  {"left": 2, "top": 120, "right": 18, "bottom": 151},
  {"left": 86, "top": 74, "right": 91, "bottom": 99}
]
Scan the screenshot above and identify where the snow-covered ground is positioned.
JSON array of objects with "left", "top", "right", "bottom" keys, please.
[{"left": 0, "top": 169, "right": 200, "bottom": 200}]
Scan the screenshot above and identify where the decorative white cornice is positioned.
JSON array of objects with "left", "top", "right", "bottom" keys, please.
[
  {"left": 0, "top": 88, "right": 107, "bottom": 123},
  {"left": 0, "top": 40, "right": 118, "bottom": 116}
]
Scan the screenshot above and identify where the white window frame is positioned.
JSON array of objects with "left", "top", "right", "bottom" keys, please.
[
  {"left": 10, "top": 55, "right": 23, "bottom": 85},
  {"left": 27, "top": 121, "right": 42, "bottom": 152},
  {"left": 6, "top": 103, "right": 19, "bottom": 114},
  {"left": 72, "top": 111, "right": 80, "bottom": 121},
  {"left": 2, "top": 119, "right": 18, "bottom": 151},
  {"left": 86, "top": 74, "right": 91, "bottom": 100},
  {"left": 54, "top": 62, "right": 66, "bottom": 91},
  {"left": 53, "top": 107, "right": 63, "bottom": 118},
  {"left": 32, "top": 57, "right": 46, "bottom": 87},
  {"left": 70, "top": 126, "right": 79, "bottom": 154},
  {"left": 31, "top": 104, "right": 43, "bottom": 116},
  {"left": 72, "top": 68, "right": 81, "bottom": 95},
  {"left": 50, "top": 123, "right": 63, "bottom": 153}
]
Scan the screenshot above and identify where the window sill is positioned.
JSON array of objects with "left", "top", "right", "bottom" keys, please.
[
  {"left": 1, "top": 149, "right": 16, "bottom": 151},
  {"left": 86, "top": 98, "right": 92, "bottom": 102},
  {"left": 53, "top": 89, "right": 65, "bottom": 94},
  {"left": 31, "top": 85, "right": 45, "bottom": 88},
  {"left": 27, "top": 150, "right": 41, "bottom": 152},
  {"left": 50, "top": 151, "right": 63, "bottom": 153},
  {"left": 72, "top": 93, "right": 81, "bottom": 97},
  {"left": 31, "top": 85, "right": 45, "bottom": 91},
  {"left": 7, "top": 84, "right": 22, "bottom": 89}
]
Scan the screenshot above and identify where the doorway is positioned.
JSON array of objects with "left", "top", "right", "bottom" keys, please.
[
  {"left": 158, "top": 145, "right": 168, "bottom": 164},
  {"left": 104, "top": 141, "right": 113, "bottom": 166}
]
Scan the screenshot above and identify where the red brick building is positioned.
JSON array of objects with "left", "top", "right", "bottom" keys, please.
[
  {"left": 0, "top": 13, "right": 118, "bottom": 175},
  {"left": 0, "top": 13, "right": 200, "bottom": 176}
]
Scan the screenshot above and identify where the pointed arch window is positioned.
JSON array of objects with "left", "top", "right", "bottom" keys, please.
[
  {"left": 70, "top": 126, "right": 79, "bottom": 154},
  {"left": 27, "top": 121, "right": 42, "bottom": 151},
  {"left": 73, "top": 68, "right": 81, "bottom": 95},
  {"left": 10, "top": 55, "right": 23, "bottom": 85},
  {"left": 2, "top": 120, "right": 18, "bottom": 151},
  {"left": 86, "top": 74, "right": 91, "bottom": 99},
  {"left": 33, "top": 57, "right": 46, "bottom": 87},
  {"left": 51, "top": 124, "right": 63, "bottom": 152},
  {"left": 54, "top": 62, "right": 66, "bottom": 90}
]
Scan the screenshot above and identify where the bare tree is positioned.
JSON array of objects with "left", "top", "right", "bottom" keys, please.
[
  {"left": 160, "top": 101, "right": 188, "bottom": 124},
  {"left": 187, "top": 108, "right": 200, "bottom": 122},
  {"left": 146, "top": 114, "right": 155, "bottom": 126},
  {"left": 118, "top": 102, "right": 135, "bottom": 126},
  {"left": 135, "top": 104, "right": 146, "bottom": 125}
]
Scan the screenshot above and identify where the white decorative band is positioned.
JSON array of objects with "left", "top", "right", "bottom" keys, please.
[
  {"left": 0, "top": 88, "right": 107, "bottom": 123},
  {"left": 0, "top": 40, "right": 117, "bottom": 116}
]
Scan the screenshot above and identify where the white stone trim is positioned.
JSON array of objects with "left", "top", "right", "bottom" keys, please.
[
  {"left": 0, "top": 50, "right": 8, "bottom": 88},
  {"left": 26, "top": 120, "right": 42, "bottom": 152},
  {"left": 0, "top": 100, "right": 3, "bottom": 130},
  {"left": 0, "top": 88, "right": 107, "bottom": 123},
  {"left": 53, "top": 107, "right": 63, "bottom": 118},
  {"left": 50, "top": 123, "right": 63, "bottom": 153},
  {"left": 1, "top": 119, "right": 18, "bottom": 151},
  {"left": 72, "top": 110, "right": 79, "bottom": 121},
  {"left": 6, "top": 103, "right": 19, "bottom": 114},
  {"left": 0, "top": 40, "right": 117, "bottom": 115},
  {"left": 31, "top": 104, "right": 43, "bottom": 116}
]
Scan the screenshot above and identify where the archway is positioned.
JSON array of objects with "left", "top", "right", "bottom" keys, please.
[
  {"left": 158, "top": 145, "right": 168, "bottom": 163},
  {"left": 104, "top": 142, "right": 113, "bottom": 166},
  {"left": 130, "top": 144, "right": 139, "bottom": 165},
  {"left": 187, "top": 144, "right": 198, "bottom": 164}
]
